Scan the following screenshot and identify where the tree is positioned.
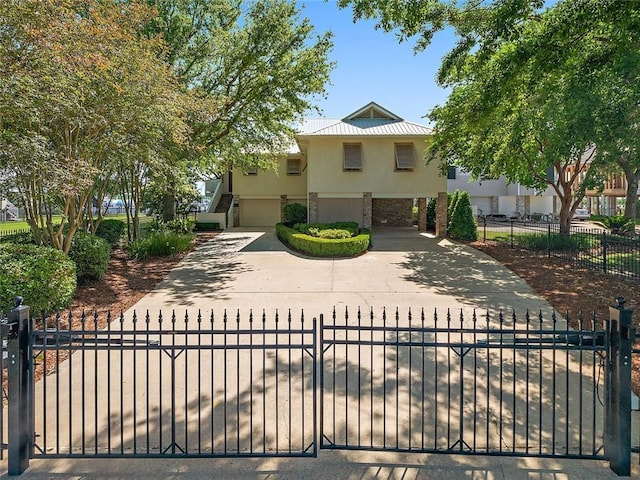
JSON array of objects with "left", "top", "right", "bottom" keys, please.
[
  {"left": 0, "top": 0, "right": 187, "bottom": 251},
  {"left": 339, "top": 0, "right": 640, "bottom": 230},
  {"left": 143, "top": 0, "right": 334, "bottom": 220}
]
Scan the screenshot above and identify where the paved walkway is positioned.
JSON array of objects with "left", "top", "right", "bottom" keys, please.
[{"left": 2, "top": 227, "right": 637, "bottom": 479}]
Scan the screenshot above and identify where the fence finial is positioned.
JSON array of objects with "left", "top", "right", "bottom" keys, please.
[
  {"left": 13, "top": 296, "right": 23, "bottom": 308},
  {"left": 615, "top": 296, "right": 626, "bottom": 309}
]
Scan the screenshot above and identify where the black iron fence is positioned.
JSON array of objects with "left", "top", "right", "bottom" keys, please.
[
  {"left": 481, "top": 218, "right": 640, "bottom": 279},
  {"left": 322, "top": 306, "right": 607, "bottom": 458},
  {"left": 1, "top": 300, "right": 637, "bottom": 476}
]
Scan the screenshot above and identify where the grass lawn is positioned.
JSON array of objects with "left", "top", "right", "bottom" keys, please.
[{"left": 0, "top": 214, "right": 153, "bottom": 234}]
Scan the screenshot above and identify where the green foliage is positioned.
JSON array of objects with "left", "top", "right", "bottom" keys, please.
[
  {"left": 0, "top": 230, "right": 36, "bottom": 245},
  {"left": 294, "top": 222, "right": 359, "bottom": 236},
  {"left": 143, "top": 181, "right": 202, "bottom": 219},
  {"left": 0, "top": 243, "right": 76, "bottom": 315},
  {"left": 308, "top": 228, "right": 352, "bottom": 239},
  {"left": 95, "top": 219, "right": 126, "bottom": 246},
  {"left": 426, "top": 198, "right": 437, "bottom": 231},
  {"left": 194, "top": 222, "right": 221, "bottom": 231},
  {"left": 448, "top": 191, "right": 477, "bottom": 241},
  {"left": 164, "top": 218, "right": 195, "bottom": 234},
  {"left": 68, "top": 232, "right": 111, "bottom": 282},
  {"left": 602, "top": 215, "right": 635, "bottom": 235},
  {"left": 282, "top": 203, "right": 307, "bottom": 225},
  {"left": 127, "top": 231, "right": 194, "bottom": 260},
  {"left": 276, "top": 223, "right": 370, "bottom": 257},
  {"left": 516, "top": 233, "right": 594, "bottom": 252}
]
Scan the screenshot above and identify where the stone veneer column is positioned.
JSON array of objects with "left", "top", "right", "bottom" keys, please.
[
  {"left": 417, "top": 197, "right": 427, "bottom": 232},
  {"left": 280, "top": 195, "right": 287, "bottom": 222},
  {"left": 515, "top": 195, "right": 525, "bottom": 215},
  {"left": 524, "top": 196, "right": 531, "bottom": 216},
  {"left": 233, "top": 195, "right": 240, "bottom": 227},
  {"left": 363, "top": 192, "right": 372, "bottom": 229},
  {"left": 435, "top": 192, "right": 448, "bottom": 238},
  {"left": 308, "top": 192, "right": 318, "bottom": 223}
]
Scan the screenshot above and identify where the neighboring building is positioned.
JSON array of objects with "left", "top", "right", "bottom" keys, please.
[
  {"left": 213, "top": 102, "right": 446, "bottom": 229},
  {"left": 447, "top": 167, "right": 558, "bottom": 218}
]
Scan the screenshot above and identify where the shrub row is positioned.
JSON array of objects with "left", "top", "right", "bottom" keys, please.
[
  {"left": 276, "top": 223, "right": 370, "bottom": 257},
  {"left": 293, "top": 221, "right": 359, "bottom": 236},
  {"left": 0, "top": 243, "right": 76, "bottom": 316},
  {"left": 127, "top": 230, "right": 194, "bottom": 260}
]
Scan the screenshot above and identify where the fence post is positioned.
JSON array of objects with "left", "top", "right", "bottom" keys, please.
[
  {"left": 7, "top": 297, "right": 32, "bottom": 475},
  {"left": 547, "top": 224, "right": 551, "bottom": 258},
  {"left": 602, "top": 232, "right": 608, "bottom": 274},
  {"left": 510, "top": 220, "right": 514, "bottom": 249},
  {"left": 605, "top": 297, "right": 634, "bottom": 476},
  {"left": 483, "top": 216, "right": 486, "bottom": 242}
]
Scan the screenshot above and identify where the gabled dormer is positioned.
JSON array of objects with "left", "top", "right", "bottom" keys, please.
[{"left": 343, "top": 102, "right": 403, "bottom": 122}]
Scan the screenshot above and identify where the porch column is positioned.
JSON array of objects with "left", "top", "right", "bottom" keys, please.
[
  {"left": 435, "top": 192, "right": 448, "bottom": 238},
  {"left": 363, "top": 192, "right": 372, "bottom": 229},
  {"left": 524, "top": 196, "right": 531, "bottom": 216},
  {"left": 516, "top": 195, "right": 525, "bottom": 215},
  {"left": 417, "top": 197, "right": 427, "bottom": 232},
  {"left": 308, "top": 192, "right": 318, "bottom": 223}
]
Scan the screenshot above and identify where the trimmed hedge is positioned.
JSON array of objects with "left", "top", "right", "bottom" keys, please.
[
  {"left": 194, "top": 222, "right": 221, "bottom": 231},
  {"left": 293, "top": 221, "right": 359, "bottom": 236},
  {"left": 283, "top": 203, "right": 307, "bottom": 225},
  {"left": 276, "top": 223, "right": 370, "bottom": 257},
  {"left": 69, "top": 232, "right": 111, "bottom": 282},
  {"left": 0, "top": 243, "right": 76, "bottom": 315},
  {"left": 95, "top": 219, "right": 126, "bottom": 246}
]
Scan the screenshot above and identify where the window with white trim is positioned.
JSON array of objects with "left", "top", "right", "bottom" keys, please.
[
  {"left": 394, "top": 143, "right": 415, "bottom": 171},
  {"left": 343, "top": 143, "right": 362, "bottom": 171},
  {"left": 287, "top": 158, "right": 301, "bottom": 176}
]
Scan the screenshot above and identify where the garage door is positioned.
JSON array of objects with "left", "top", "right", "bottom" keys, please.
[
  {"left": 239, "top": 199, "right": 281, "bottom": 227},
  {"left": 317, "top": 198, "right": 363, "bottom": 226}
]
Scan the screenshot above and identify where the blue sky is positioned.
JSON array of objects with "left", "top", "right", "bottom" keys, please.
[{"left": 299, "top": 1, "right": 457, "bottom": 125}]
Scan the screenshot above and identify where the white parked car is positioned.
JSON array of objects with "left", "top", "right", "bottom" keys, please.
[{"left": 573, "top": 208, "right": 590, "bottom": 221}]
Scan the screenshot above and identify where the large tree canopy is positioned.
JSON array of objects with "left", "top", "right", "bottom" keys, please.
[
  {"left": 339, "top": 0, "right": 640, "bottom": 226},
  {"left": 0, "top": 0, "right": 186, "bottom": 250},
  {"left": 143, "top": 0, "right": 334, "bottom": 220}
]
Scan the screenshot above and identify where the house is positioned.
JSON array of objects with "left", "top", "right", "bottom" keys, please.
[
  {"left": 447, "top": 167, "right": 558, "bottom": 219},
  {"left": 201, "top": 102, "right": 447, "bottom": 232}
]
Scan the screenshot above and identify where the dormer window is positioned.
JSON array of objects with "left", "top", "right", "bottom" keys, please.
[
  {"left": 343, "top": 143, "right": 362, "bottom": 171},
  {"left": 395, "top": 143, "right": 415, "bottom": 171}
]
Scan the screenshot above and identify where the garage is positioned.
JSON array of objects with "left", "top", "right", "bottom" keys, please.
[{"left": 239, "top": 199, "right": 281, "bottom": 227}]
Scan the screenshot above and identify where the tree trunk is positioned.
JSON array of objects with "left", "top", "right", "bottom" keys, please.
[{"left": 162, "top": 186, "right": 176, "bottom": 222}]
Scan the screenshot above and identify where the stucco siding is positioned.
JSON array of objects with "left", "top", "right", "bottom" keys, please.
[
  {"left": 232, "top": 156, "right": 306, "bottom": 198},
  {"left": 305, "top": 137, "right": 444, "bottom": 198}
]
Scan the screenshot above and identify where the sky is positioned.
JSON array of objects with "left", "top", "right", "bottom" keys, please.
[{"left": 299, "top": 1, "right": 457, "bottom": 125}]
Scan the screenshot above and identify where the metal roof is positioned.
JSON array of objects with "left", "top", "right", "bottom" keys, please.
[{"left": 297, "top": 118, "right": 432, "bottom": 136}]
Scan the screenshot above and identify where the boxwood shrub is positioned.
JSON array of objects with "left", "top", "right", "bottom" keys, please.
[
  {"left": 276, "top": 223, "right": 370, "bottom": 257},
  {"left": 69, "top": 232, "right": 111, "bottom": 282},
  {"left": 0, "top": 243, "right": 76, "bottom": 316}
]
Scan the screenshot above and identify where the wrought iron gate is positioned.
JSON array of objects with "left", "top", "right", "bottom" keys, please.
[{"left": 1, "top": 299, "right": 635, "bottom": 476}]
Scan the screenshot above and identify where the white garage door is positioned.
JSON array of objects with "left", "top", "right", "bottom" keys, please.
[{"left": 239, "top": 199, "right": 281, "bottom": 227}]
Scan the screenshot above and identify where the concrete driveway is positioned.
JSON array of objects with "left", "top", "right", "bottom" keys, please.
[{"left": 130, "top": 226, "right": 553, "bottom": 321}]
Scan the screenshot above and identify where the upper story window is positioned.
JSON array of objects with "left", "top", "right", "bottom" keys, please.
[
  {"left": 287, "top": 158, "right": 301, "bottom": 176},
  {"left": 395, "top": 143, "right": 415, "bottom": 171},
  {"left": 343, "top": 143, "right": 363, "bottom": 171},
  {"left": 447, "top": 166, "right": 456, "bottom": 179},
  {"left": 244, "top": 167, "right": 258, "bottom": 176}
]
